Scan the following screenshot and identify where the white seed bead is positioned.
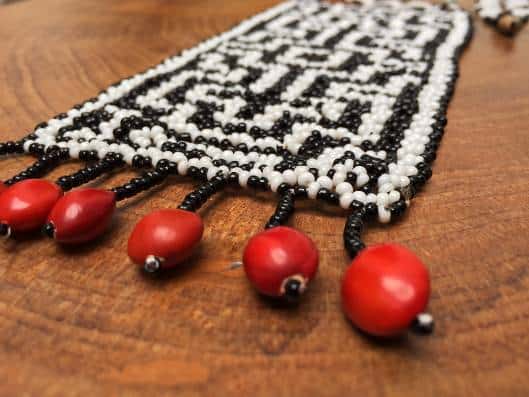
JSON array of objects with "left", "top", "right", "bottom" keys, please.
[
  {"left": 270, "top": 175, "right": 284, "bottom": 192},
  {"left": 336, "top": 182, "right": 353, "bottom": 195},
  {"left": 379, "top": 183, "right": 394, "bottom": 193},
  {"left": 238, "top": 171, "right": 250, "bottom": 187},
  {"left": 207, "top": 167, "right": 218, "bottom": 180},
  {"left": 307, "top": 181, "right": 320, "bottom": 199},
  {"left": 352, "top": 191, "right": 367, "bottom": 204},
  {"left": 377, "top": 193, "right": 389, "bottom": 207},
  {"left": 378, "top": 205, "right": 391, "bottom": 223},
  {"left": 333, "top": 171, "right": 347, "bottom": 185},
  {"left": 339, "top": 192, "right": 354, "bottom": 209},
  {"left": 356, "top": 173, "right": 370, "bottom": 187},
  {"left": 317, "top": 176, "right": 333, "bottom": 190},
  {"left": 283, "top": 170, "right": 297, "bottom": 185},
  {"left": 177, "top": 160, "right": 188, "bottom": 175},
  {"left": 388, "top": 190, "right": 401, "bottom": 204},
  {"left": 298, "top": 172, "right": 315, "bottom": 187}
]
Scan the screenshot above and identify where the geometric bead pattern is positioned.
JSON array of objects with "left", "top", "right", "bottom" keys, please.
[{"left": 22, "top": 0, "right": 472, "bottom": 223}]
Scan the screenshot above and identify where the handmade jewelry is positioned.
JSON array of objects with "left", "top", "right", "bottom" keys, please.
[{"left": 0, "top": 0, "right": 473, "bottom": 337}]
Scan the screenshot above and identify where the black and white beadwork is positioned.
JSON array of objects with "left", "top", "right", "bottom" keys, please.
[
  {"left": 0, "top": 0, "right": 476, "bottom": 333},
  {"left": 11, "top": 0, "right": 471, "bottom": 225}
]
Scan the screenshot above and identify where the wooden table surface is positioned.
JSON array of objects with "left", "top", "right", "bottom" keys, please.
[{"left": 0, "top": 0, "right": 528, "bottom": 396}]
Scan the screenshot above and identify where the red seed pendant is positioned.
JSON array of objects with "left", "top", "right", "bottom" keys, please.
[
  {"left": 341, "top": 243, "right": 430, "bottom": 337},
  {"left": 128, "top": 209, "right": 204, "bottom": 272},
  {"left": 0, "top": 183, "right": 6, "bottom": 195},
  {"left": 45, "top": 188, "right": 116, "bottom": 244},
  {"left": 243, "top": 226, "right": 319, "bottom": 299},
  {"left": 0, "top": 179, "right": 63, "bottom": 235}
]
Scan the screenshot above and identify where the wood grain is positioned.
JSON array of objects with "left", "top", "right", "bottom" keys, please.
[{"left": 0, "top": 1, "right": 528, "bottom": 396}]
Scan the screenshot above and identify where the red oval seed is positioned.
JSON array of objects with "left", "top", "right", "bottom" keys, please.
[
  {"left": 128, "top": 209, "right": 204, "bottom": 270},
  {"left": 341, "top": 243, "right": 430, "bottom": 337},
  {"left": 46, "top": 188, "right": 116, "bottom": 244},
  {"left": 0, "top": 179, "right": 63, "bottom": 233},
  {"left": 243, "top": 226, "right": 319, "bottom": 298}
]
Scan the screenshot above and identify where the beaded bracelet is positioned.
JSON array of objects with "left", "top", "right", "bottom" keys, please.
[{"left": 0, "top": 0, "right": 472, "bottom": 338}]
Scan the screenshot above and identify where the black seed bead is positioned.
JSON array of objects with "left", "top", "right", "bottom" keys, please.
[
  {"left": 390, "top": 199, "right": 407, "bottom": 217},
  {"left": 349, "top": 200, "right": 365, "bottom": 212},
  {"left": 187, "top": 166, "right": 199, "bottom": 177},
  {"left": 411, "top": 315, "right": 435, "bottom": 335},
  {"left": 247, "top": 175, "right": 261, "bottom": 189},
  {"left": 294, "top": 186, "right": 307, "bottom": 198},
  {"left": 265, "top": 220, "right": 281, "bottom": 229},
  {"left": 317, "top": 188, "right": 331, "bottom": 200},
  {"left": 277, "top": 183, "right": 291, "bottom": 195},
  {"left": 283, "top": 278, "right": 303, "bottom": 301},
  {"left": 34, "top": 121, "right": 48, "bottom": 130},
  {"left": 42, "top": 223, "right": 55, "bottom": 238},
  {"left": 344, "top": 239, "right": 366, "bottom": 258},
  {"left": 132, "top": 155, "right": 145, "bottom": 168},
  {"left": 325, "top": 192, "right": 339, "bottom": 205},
  {"left": 178, "top": 203, "right": 194, "bottom": 212},
  {"left": 228, "top": 172, "right": 239, "bottom": 184},
  {"left": 0, "top": 223, "right": 10, "bottom": 237}
]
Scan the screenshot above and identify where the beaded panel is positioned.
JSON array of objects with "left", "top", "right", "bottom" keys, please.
[{"left": 22, "top": 0, "right": 471, "bottom": 223}]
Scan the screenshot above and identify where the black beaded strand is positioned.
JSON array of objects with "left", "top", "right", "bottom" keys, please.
[
  {"left": 55, "top": 152, "right": 124, "bottom": 192},
  {"left": 343, "top": 202, "right": 367, "bottom": 259},
  {"left": 178, "top": 175, "right": 228, "bottom": 212},
  {"left": 0, "top": 140, "right": 24, "bottom": 157},
  {"left": 265, "top": 189, "right": 295, "bottom": 229},
  {"left": 4, "top": 148, "right": 70, "bottom": 186},
  {"left": 111, "top": 160, "right": 175, "bottom": 202}
]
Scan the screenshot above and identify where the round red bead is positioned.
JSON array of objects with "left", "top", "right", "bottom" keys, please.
[
  {"left": 0, "top": 179, "right": 63, "bottom": 233},
  {"left": 341, "top": 243, "right": 430, "bottom": 337},
  {"left": 46, "top": 188, "right": 116, "bottom": 244},
  {"left": 243, "top": 226, "right": 319, "bottom": 297},
  {"left": 128, "top": 209, "right": 204, "bottom": 270}
]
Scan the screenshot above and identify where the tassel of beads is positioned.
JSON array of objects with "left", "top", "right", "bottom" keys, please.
[
  {"left": 0, "top": 144, "right": 67, "bottom": 236},
  {"left": 242, "top": 187, "right": 319, "bottom": 300},
  {"left": 44, "top": 160, "right": 172, "bottom": 244},
  {"left": 340, "top": 198, "right": 434, "bottom": 337},
  {"left": 0, "top": 152, "right": 125, "bottom": 238},
  {"left": 39, "top": 153, "right": 125, "bottom": 243},
  {"left": 128, "top": 176, "right": 228, "bottom": 273}
]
